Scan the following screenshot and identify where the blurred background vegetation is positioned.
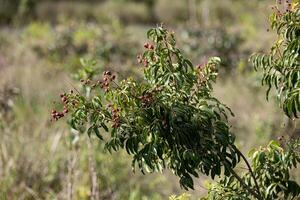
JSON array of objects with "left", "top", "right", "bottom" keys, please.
[{"left": 0, "top": 0, "right": 298, "bottom": 199}]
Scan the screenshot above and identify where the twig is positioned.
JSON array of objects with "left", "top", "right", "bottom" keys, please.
[
  {"left": 217, "top": 151, "right": 263, "bottom": 200},
  {"left": 224, "top": 162, "right": 262, "bottom": 200},
  {"left": 233, "top": 146, "right": 262, "bottom": 199}
]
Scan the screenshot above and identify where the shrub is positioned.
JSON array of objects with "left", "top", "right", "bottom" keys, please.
[
  {"left": 52, "top": 1, "right": 300, "bottom": 199},
  {"left": 52, "top": 27, "right": 241, "bottom": 191}
]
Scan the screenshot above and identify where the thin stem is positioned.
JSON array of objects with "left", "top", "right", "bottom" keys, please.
[
  {"left": 215, "top": 149, "right": 263, "bottom": 200},
  {"left": 66, "top": 80, "right": 81, "bottom": 95},
  {"left": 234, "top": 146, "right": 262, "bottom": 198},
  {"left": 210, "top": 140, "right": 262, "bottom": 199},
  {"left": 221, "top": 159, "right": 262, "bottom": 200},
  {"left": 112, "top": 80, "right": 121, "bottom": 89}
]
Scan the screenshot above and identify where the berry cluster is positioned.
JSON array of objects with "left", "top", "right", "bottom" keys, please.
[
  {"left": 143, "top": 42, "right": 154, "bottom": 50},
  {"left": 139, "top": 93, "right": 154, "bottom": 107},
  {"left": 272, "top": 0, "right": 292, "bottom": 16},
  {"left": 51, "top": 110, "right": 64, "bottom": 121},
  {"left": 100, "top": 71, "right": 116, "bottom": 92},
  {"left": 137, "top": 54, "right": 143, "bottom": 63},
  {"left": 278, "top": 135, "right": 285, "bottom": 141},
  {"left": 137, "top": 43, "right": 156, "bottom": 67},
  {"left": 80, "top": 70, "right": 116, "bottom": 92},
  {"left": 108, "top": 104, "right": 121, "bottom": 128},
  {"left": 80, "top": 78, "right": 91, "bottom": 85},
  {"left": 196, "top": 64, "right": 207, "bottom": 84},
  {"left": 137, "top": 54, "right": 149, "bottom": 67},
  {"left": 277, "top": 0, "right": 291, "bottom": 7},
  {"left": 51, "top": 92, "right": 71, "bottom": 121}
]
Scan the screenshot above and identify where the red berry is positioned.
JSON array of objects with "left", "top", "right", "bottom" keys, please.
[
  {"left": 137, "top": 54, "right": 143, "bottom": 63},
  {"left": 104, "top": 71, "right": 112, "bottom": 76},
  {"left": 144, "top": 43, "right": 149, "bottom": 49},
  {"left": 143, "top": 59, "right": 149, "bottom": 67},
  {"left": 62, "top": 96, "right": 67, "bottom": 102}
]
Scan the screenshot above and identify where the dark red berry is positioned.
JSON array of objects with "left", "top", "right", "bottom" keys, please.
[
  {"left": 104, "top": 71, "right": 112, "bottom": 76},
  {"left": 144, "top": 43, "right": 149, "bottom": 49},
  {"left": 62, "top": 96, "right": 67, "bottom": 102}
]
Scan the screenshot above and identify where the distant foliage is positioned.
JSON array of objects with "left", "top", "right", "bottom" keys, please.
[
  {"left": 0, "top": 0, "right": 36, "bottom": 24},
  {"left": 252, "top": 2, "right": 300, "bottom": 118},
  {"left": 23, "top": 21, "right": 139, "bottom": 74},
  {"left": 179, "top": 28, "right": 246, "bottom": 73}
]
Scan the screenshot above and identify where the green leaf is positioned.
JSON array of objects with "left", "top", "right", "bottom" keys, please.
[{"left": 101, "top": 122, "right": 109, "bottom": 132}]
